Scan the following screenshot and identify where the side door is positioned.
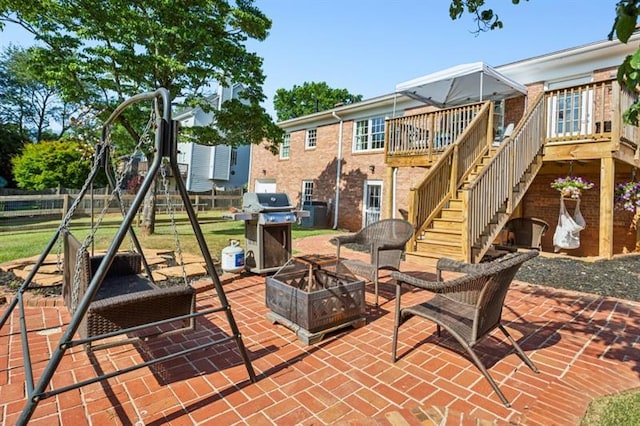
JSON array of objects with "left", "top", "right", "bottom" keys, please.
[{"left": 362, "top": 180, "right": 383, "bottom": 227}]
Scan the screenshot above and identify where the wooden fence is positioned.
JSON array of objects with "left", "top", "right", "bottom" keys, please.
[{"left": 0, "top": 189, "right": 243, "bottom": 220}]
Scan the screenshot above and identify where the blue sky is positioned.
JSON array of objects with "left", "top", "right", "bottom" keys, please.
[{"left": 0, "top": 1, "right": 620, "bottom": 117}]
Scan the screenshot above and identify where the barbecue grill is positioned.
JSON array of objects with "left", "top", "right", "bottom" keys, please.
[{"left": 229, "top": 193, "right": 309, "bottom": 274}]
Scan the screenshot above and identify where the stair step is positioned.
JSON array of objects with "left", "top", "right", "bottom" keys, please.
[
  {"left": 431, "top": 218, "right": 463, "bottom": 230},
  {"left": 447, "top": 199, "right": 463, "bottom": 208},
  {"left": 440, "top": 209, "right": 463, "bottom": 219},
  {"left": 422, "top": 229, "right": 461, "bottom": 244},
  {"left": 404, "top": 251, "right": 440, "bottom": 268},
  {"left": 415, "top": 240, "right": 463, "bottom": 258}
]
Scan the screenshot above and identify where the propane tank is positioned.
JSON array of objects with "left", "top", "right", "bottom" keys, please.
[{"left": 221, "top": 239, "right": 245, "bottom": 273}]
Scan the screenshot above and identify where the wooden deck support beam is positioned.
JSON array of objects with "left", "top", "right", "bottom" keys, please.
[
  {"left": 599, "top": 156, "right": 615, "bottom": 258},
  {"left": 385, "top": 166, "right": 395, "bottom": 219}
]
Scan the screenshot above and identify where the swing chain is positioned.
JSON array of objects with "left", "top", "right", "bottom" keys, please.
[
  {"left": 56, "top": 140, "right": 110, "bottom": 273},
  {"left": 160, "top": 160, "right": 188, "bottom": 286},
  {"left": 70, "top": 110, "right": 156, "bottom": 312}
]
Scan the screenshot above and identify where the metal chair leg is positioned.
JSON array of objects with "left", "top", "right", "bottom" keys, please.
[{"left": 499, "top": 324, "right": 539, "bottom": 373}]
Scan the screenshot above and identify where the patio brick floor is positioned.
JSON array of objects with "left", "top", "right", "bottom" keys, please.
[{"left": 1, "top": 236, "right": 639, "bottom": 425}]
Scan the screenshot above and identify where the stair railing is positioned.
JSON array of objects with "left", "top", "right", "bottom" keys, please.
[
  {"left": 463, "top": 93, "right": 546, "bottom": 262},
  {"left": 408, "top": 101, "right": 492, "bottom": 249}
]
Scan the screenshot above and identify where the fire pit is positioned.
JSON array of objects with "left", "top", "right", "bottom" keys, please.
[{"left": 265, "top": 254, "right": 366, "bottom": 344}]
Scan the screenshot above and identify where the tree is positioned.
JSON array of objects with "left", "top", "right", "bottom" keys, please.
[
  {"left": 0, "top": 46, "right": 75, "bottom": 142},
  {"left": 449, "top": 0, "right": 640, "bottom": 124},
  {"left": 273, "top": 82, "right": 363, "bottom": 122},
  {"left": 11, "top": 140, "right": 99, "bottom": 190},
  {"left": 0, "top": 122, "right": 25, "bottom": 187},
  {"left": 0, "top": 0, "right": 282, "bottom": 233}
]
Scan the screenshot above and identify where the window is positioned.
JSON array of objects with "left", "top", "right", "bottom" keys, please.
[
  {"left": 280, "top": 134, "right": 290, "bottom": 159},
  {"left": 547, "top": 90, "right": 593, "bottom": 137},
  {"left": 230, "top": 147, "right": 238, "bottom": 166},
  {"left": 354, "top": 117, "right": 385, "bottom": 152},
  {"left": 302, "top": 180, "right": 314, "bottom": 202},
  {"left": 305, "top": 128, "right": 317, "bottom": 149}
]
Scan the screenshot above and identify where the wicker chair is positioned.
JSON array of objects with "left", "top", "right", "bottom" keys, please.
[
  {"left": 391, "top": 250, "right": 540, "bottom": 407},
  {"left": 332, "top": 219, "right": 414, "bottom": 306},
  {"left": 496, "top": 217, "right": 550, "bottom": 251}
]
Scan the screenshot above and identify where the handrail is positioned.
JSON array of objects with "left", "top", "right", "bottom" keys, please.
[
  {"left": 407, "top": 101, "right": 492, "bottom": 248},
  {"left": 464, "top": 93, "right": 545, "bottom": 261}
]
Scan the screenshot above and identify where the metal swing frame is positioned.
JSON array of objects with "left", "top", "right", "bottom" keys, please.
[{"left": 0, "top": 88, "right": 256, "bottom": 425}]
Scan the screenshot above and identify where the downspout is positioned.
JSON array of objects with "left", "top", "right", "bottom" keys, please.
[
  {"left": 332, "top": 111, "right": 343, "bottom": 229},
  {"left": 247, "top": 143, "right": 253, "bottom": 192},
  {"left": 392, "top": 167, "right": 398, "bottom": 218}
]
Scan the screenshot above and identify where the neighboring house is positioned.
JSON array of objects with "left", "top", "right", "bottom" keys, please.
[
  {"left": 250, "top": 34, "right": 640, "bottom": 263},
  {"left": 172, "top": 83, "right": 250, "bottom": 192}
]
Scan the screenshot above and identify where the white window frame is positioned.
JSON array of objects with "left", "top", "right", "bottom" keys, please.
[
  {"left": 547, "top": 90, "right": 593, "bottom": 138},
  {"left": 279, "top": 133, "right": 290, "bottom": 159},
  {"left": 305, "top": 128, "right": 317, "bottom": 149},
  {"left": 301, "top": 180, "right": 314, "bottom": 202},
  {"left": 362, "top": 180, "right": 383, "bottom": 227},
  {"left": 353, "top": 117, "right": 385, "bottom": 152}
]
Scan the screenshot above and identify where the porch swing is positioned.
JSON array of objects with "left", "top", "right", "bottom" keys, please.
[{"left": 0, "top": 88, "right": 256, "bottom": 425}]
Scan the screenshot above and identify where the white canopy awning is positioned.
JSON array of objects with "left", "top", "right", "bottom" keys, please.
[{"left": 395, "top": 62, "right": 527, "bottom": 108}]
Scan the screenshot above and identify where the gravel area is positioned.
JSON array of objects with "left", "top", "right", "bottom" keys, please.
[
  {"left": 2, "top": 252, "right": 640, "bottom": 303},
  {"left": 514, "top": 253, "right": 640, "bottom": 302}
]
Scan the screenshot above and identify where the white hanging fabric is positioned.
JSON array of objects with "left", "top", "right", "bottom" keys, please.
[{"left": 553, "top": 197, "right": 586, "bottom": 252}]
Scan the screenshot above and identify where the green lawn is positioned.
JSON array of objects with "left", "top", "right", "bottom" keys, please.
[
  {"left": 0, "top": 211, "right": 343, "bottom": 264},
  {"left": 582, "top": 389, "right": 640, "bottom": 426}
]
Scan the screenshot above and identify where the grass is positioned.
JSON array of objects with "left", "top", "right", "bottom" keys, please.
[
  {"left": 0, "top": 211, "right": 343, "bottom": 264},
  {"left": 581, "top": 389, "right": 640, "bottom": 425}
]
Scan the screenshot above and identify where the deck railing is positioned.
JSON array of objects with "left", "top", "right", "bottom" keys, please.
[
  {"left": 464, "top": 93, "right": 545, "bottom": 262},
  {"left": 407, "top": 102, "right": 492, "bottom": 249},
  {"left": 544, "top": 79, "right": 626, "bottom": 143},
  {"left": 385, "top": 103, "right": 484, "bottom": 162},
  {"left": 619, "top": 82, "right": 640, "bottom": 145}
]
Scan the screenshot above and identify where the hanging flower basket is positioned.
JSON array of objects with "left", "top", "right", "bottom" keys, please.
[
  {"left": 550, "top": 176, "right": 594, "bottom": 199},
  {"left": 615, "top": 181, "right": 640, "bottom": 228}
]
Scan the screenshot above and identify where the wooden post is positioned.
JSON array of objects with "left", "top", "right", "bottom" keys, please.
[
  {"left": 427, "top": 114, "right": 434, "bottom": 161},
  {"left": 62, "top": 194, "right": 69, "bottom": 221},
  {"left": 599, "top": 156, "right": 615, "bottom": 258},
  {"left": 384, "top": 166, "right": 394, "bottom": 219},
  {"left": 450, "top": 145, "right": 459, "bottom": 196},
  {"left": 407, "top": 188, "right": 417, "bottom": 250},
  {"left": 460, "top": 189, "right": 471, "bottom": 262},
  {"left": 486, "top": 101, "right": 494, "bottom": 149}
]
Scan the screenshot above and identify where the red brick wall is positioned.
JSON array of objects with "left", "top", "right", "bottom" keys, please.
[
  {"left": 504, "top": 96, "right": 525, "bottom": 127},
  {"left": 520, "top": 164, "right": 638, "bottom": 257},
  {"left": 251, "top": 120, "right": 391, "bottom": 231}
]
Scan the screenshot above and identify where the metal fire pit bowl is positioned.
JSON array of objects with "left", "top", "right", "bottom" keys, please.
[{"left": 265, "top": 255, "right": 366, "bottom": 345}]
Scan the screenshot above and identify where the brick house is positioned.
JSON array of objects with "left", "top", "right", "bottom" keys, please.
[{"left": 249, "top": 34, "right": 640, "bottom": 263}]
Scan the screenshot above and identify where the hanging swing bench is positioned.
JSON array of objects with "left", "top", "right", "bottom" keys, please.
[
  {"left": 0, "top": 88, "right": 256, "bottom": 426},
  {"left": 61, "top": 229, "right": 196, "bottom": 343}
]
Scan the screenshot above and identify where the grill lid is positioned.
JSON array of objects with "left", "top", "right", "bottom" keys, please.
[{"left": 242, "top": 192, "right": 294, "bottom": 212}]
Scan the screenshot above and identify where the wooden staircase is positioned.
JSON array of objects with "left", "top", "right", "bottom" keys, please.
[
  {"left": 409, "top": 151, "right": 497, "bottom": 265},
  {"left": 405, "top": 94, "right": 547, "bottom": 266}
]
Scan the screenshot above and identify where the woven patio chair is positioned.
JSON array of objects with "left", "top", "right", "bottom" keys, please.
[
  {"left": 496, "top": 217, "right": 550, "bottom": 251},
  {"left": 391, "top": 250, "right": 540, "bottom": 407},
  {"left": 332, "top": 219, "right": 414, "bottom": 306}
]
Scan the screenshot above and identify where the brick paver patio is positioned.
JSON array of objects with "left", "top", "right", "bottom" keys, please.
[{"left": 1, "top": 236, "right": 639, "bottom": 425}]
